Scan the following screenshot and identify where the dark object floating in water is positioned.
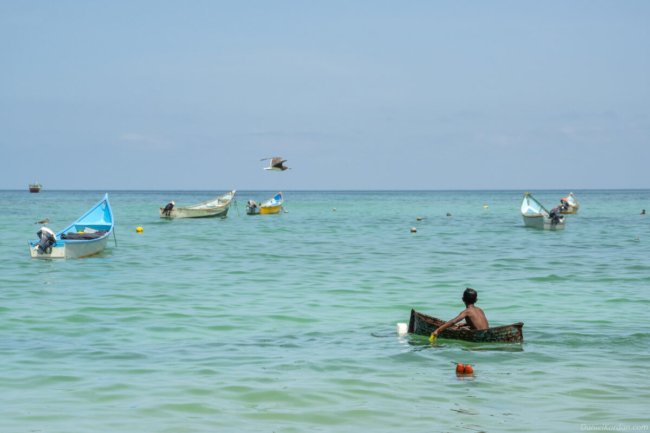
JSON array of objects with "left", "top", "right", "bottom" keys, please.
[
  {"left": 408, "top": 309, "right": 524, "bottom": 343},
  {"left": 446, "top": 213, "right": 451, "bottom": 216}
]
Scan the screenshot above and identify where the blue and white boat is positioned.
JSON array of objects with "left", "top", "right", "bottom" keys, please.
[
  {"left": 28, "top": 194, "right": 114, "bottom": 259},
  {"left": 520, "top": 192, "right": 565, "bottom": 231}
]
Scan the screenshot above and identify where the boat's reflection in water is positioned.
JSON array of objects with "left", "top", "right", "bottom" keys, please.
[{"left": 407, "top": 337, "right": 524, "bottom": 353}]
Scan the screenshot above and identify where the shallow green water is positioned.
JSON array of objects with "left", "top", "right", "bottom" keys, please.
[{"left": 1, "top": 190, "right": 649, "bottom": 432}]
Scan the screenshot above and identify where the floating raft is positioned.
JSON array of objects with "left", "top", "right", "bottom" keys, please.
[{"left": 408, "top": 309, "right": 524, "bottom": 343}]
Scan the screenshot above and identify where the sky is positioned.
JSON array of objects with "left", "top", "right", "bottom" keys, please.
[{"left": 1, "top": 1, "right": 649, "bottom": 190}]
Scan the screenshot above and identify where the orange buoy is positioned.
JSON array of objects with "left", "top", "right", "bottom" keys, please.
[
  {"left": 464, "top": 365, "right": 473, "bottom": 375},
  {"left": 456, "top": 364, "right": 465, "bottom": 374}
]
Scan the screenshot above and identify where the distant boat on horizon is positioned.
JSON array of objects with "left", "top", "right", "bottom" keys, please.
[{"left": 29, "top": 183, "right": 42, "bottom": 193}]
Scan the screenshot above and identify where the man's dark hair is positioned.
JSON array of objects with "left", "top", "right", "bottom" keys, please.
[{"left": 463, "top": 288, "right": 478, "bottom": 305}]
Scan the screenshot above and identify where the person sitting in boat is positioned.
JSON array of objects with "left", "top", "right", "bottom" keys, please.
[
  {"left": 431, "top": 288, "right": 489, "bottom": 338},
  {"left": 642, "top": 209, "right": 646, "bottom": 215}
]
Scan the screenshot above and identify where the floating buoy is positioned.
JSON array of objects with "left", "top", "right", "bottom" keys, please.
[
  {"left": 333, "top": 208, "right": 336, "bottom": 211},
  {"left": 284, "top": 211, "right": 289, "bottom": 213},
  {"left": 484, "top": 206, "right": 488, "bottom": 209},
  {"left": 464, "top": 365, "right": 473, "bottom": 375},
  {"left": 456, "top": 364, "right": 465, "bottom": 374},
  {"left": 446, "top": 213, "right": 451, "bottom": 216},
  {"left": 410, "top": 227, "right": 417, "bottom": 233},
  {"left": 417, "top": 217, "right": 422, "bottom": 221},
  {"left": 396, "top": 323, "right": 408, "bottom": 335},
  {"left": 136, "top": 227, "right": 143, "bottom": 233}
]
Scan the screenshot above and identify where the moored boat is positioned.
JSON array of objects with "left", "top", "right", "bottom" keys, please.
[
  {"left": 159, "top": 190, "right": 236, "bottom": 219},
  {"left": 259, "top": 192, "right": 283, "bottom": 215},
  {"left": 29, "top": 183, "right": 42, "bottom": 193},
  {"left": 561, "top": 192, "right": 580, "bottom": 215},
  {"left": 246, "top": 200, "right": 260, "bottom": 215},
  {"left": 408, "top": 310, "right": 524, "bottom": 343},
  {"left": 28, "top": 194, "right": 114, "bottom": 259},
  {"left": 520, "top": 192, "right": 566, "bottom": 230}
]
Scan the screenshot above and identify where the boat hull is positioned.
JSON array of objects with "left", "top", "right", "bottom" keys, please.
[
  {"left": 159, "top": 191, "right": 235, "bottom": 219},
  {"left": 561, "top": 206, "right": 579, "bottom": 215},
  {"left": 408, "top": 310, "right": 524, "bottom": 343},
  {"left": 159, "top": 205, "right": 230, "bottom": 219},
  {"left": 260, "top": 204, "right": 282, "bottom": 214},
  {"left": 29, "top": 187, "right": 41, "bottom": 193},
  {"left": 29, "top": 237, "right": 109, "bottom": 260},
  {"left": 522, "top": 215, "right": 565, "bottom": 230}
]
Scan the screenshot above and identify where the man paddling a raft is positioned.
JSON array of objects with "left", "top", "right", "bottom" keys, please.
[{"left": 431, "top": 288, "right": 489, "bottom": 338}]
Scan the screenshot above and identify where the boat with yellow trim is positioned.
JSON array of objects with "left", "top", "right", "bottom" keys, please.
[
  {"left": 561, "top": 192, "right": 580, "bottom": 215},
  {"left": 260, "top": 192, "right": 283, "bottom": 215}
]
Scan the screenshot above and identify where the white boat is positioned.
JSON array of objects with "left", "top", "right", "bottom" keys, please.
[
  {"left": 561, "top": 192, "right": 580, "bottom": 215},
  {"left": 520, "top": 192, "right": 566, "bottom": 231},
  {"left": 28, "top": 194, "right": 114, "bottom": 259},
  {"left": 159, "top": 190, "right": 236, "bottom": 219}
]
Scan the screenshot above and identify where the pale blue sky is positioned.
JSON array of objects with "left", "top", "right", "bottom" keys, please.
[{"left": 1, "top": 1, "right": 648, "bottom": 190}]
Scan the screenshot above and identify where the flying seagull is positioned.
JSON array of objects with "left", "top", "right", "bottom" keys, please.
[
  {"left": 35, "top": 218, "right": 49, "bottom": 225},
  {"left": 261, "top": 157, "right": 291, "bottom": 171}
]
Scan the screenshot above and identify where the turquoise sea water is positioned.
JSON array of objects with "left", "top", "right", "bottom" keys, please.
[{"left": 1, "top": 190, "right": 649, "bottom": 432}]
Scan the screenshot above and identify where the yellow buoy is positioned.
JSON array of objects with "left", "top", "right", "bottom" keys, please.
[
  {"left": 417, "top": 217, "right": 422, "bottom": 221},
  {"left": 333, "top": 208, "right": 336, "bottom": 211},
  {"left": 136, "top": 227, "right": 143, "bottom": 233},
  {"left": 484, "top": 206, "right": 488, "bottom": 209}
]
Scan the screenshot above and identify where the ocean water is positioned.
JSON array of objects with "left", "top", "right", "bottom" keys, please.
[{"left": 1, "top": 190, "right": 649, "bottom": 432}]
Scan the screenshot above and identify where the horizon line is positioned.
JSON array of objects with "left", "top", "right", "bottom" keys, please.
[{"left": 2, "top": 188, "right": 650, "bottom": 192}]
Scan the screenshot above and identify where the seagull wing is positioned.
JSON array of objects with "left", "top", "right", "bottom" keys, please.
[{"left": 272, "top": 159, "right": 287, "bottom": 168}]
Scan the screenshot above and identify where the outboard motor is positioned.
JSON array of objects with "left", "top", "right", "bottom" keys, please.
[
  {"left": 246, "top": 200, "right": 259, "bottom": 214},
  {"left": 37, "top": 227, "right": 57, "bottom": 254},
  {"left": 549, "top": 200, "right": 569, "bottom": 224},
  {"left": 162, "top": 201, "right": 175, "bottom": 216}
]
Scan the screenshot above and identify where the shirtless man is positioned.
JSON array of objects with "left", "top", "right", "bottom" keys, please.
[{"left": 431, "top": 288, "right": 489, "bottom": 338}]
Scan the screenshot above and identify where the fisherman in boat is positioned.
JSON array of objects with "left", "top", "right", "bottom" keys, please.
[
  {"left": 642, "top": 209, "right": 646, "bottom": 215},
  {"left": 430, "top": 288, "right": 489, "bottom": 338}
]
